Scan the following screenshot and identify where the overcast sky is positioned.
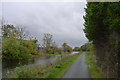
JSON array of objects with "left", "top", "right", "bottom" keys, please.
[{"left": 2, "top": 2, "right": 88, "bottom": 48}]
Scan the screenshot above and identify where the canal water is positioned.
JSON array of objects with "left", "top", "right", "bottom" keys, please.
[{"left": 2, "top": 52, "right": 79, "bottom": 78}]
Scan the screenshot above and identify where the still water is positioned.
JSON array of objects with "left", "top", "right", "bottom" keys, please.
[{"left": 2, "top": 52, "right": 79, "bottom": 78}]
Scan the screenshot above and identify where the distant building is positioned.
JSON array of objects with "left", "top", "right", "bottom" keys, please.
[{"left": 36, "top": 45, "right": 44, "bottom": 52}]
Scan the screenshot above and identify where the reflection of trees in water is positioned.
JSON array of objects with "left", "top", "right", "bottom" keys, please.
[
  {"left": 3, "top": 53, "right": 75, "bottom": 70},
  {"left": 2, "top": 59, "right": 34, "bottom": 69}
]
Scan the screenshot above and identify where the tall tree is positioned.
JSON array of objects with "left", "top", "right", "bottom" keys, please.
[
  {"left": 43, "top": 33, "right": 53, "bottom": 47},
  {"left": 2, "top": 24, "right": 17, "bottom": 38},
  {"left": 16, "top": 27, "right": 27, "bottom": 40},
  {"left": 84, "top": 2, "right": 120, "bottom": 78}
]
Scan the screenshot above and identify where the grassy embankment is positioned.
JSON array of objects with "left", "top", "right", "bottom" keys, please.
[
  {"left": 85, "top": 52, "right": 105, "bottom": 78},
  {"left": 9, "top": 53, "right": 81, "bottom": 78}
]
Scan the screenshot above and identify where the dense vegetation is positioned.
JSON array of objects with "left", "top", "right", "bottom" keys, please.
[
  {"left": 2, "top": 24, "right": 73, "bottom": 59},
  {"left": 3, "top": 38, "right": 38, "bottom": 59},
  {"left": 85, "top": 52, "right": 105, "bottom": 78},
  {"left": 73, "top": 43, "right": 92, "bottom": 51},
  {"left": 62, "top": 43, "right": 73, "bottom": 53},
  {"left": 2, "top": 24, "right": 39, "bottom": 59},
  {"left": 84, "top": 2, "right": 120, "bottom": 78}
]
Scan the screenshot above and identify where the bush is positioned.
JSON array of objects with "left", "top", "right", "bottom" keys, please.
[{"left": 2, "top": 38, "right": 38, "bottom": 59}]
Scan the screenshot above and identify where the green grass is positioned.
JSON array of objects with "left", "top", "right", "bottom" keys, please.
[
  {"left": 45, "top": 53, "right": 81, "bottom": 78},
  {"left": 85, "top": 53, "right": 105, "bottom": 78},
  {"left": 10, "top": 53, "right": 81, "bottom": 78}
]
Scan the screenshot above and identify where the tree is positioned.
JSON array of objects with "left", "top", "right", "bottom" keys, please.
[
  {"left": 2, "top": 24, "right": 39, "bottom": 59},
  {"left": 16, "top": 27, "right": 27, "bottom": 40},
  {"left": 73, "top": 47, "right": 80, "bottom": 51},
  {"left": 43, "top": 33, "right": 53, "bottom": 47},
  {"left": 2, "top": 24, "right": 29, "bottom": 40},
  {"left": 62, "top": 43, "right": 72, "bottom": 53},
  {"left": 84, "top": 2, "right": 120, "bottom": 78},
  {"left": 2, "top": 24, "right": 18, "bottom": 38},
  {"left": 42, "top": 33, "right": 60, "bottom": 54},
  {"left": 80, "top": 43, "right": 92, "bottom": 51}
]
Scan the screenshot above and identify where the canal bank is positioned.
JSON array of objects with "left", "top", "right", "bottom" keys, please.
[{"left": 2, "top": 52, "right": 79, "bottom": 78}]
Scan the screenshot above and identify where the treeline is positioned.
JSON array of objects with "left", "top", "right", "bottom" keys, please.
[
  {"left": 84, "top": 3, "right": 120, "bottom": 78},
  {"left": 73, "top": 43, "right": 92, "bottom": 51},
  {"left": 2, "top": 24, "right": 73, "bottom": 59},
  {"left": 2, "top": 24, "right": 39, "bottom": 59}
]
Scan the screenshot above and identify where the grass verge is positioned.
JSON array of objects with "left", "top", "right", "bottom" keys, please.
[
  {"left": 10, "top": 53, "right": 81, "bottom": 78},
  {"left": 45, "top": 53, "right": 81, "bottom": 78},
  {"left": 85, "top": 53, "right": 105, "bottom": 78}
]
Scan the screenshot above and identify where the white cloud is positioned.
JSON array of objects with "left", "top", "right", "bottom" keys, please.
[
  {"left": 2, "top": 2, "right": 88, "bottom": 47},
  {"left": 2, "top": 0, "right": 87, "bottom": 2}
]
